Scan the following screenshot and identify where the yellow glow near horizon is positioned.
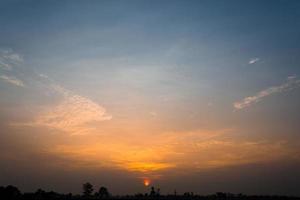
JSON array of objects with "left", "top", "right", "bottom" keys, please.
[
  {"left": 45, "top": 128, "right": 295, "bottom": 180},
  {"left": 120, "top": 161, "right": 175, "bottom": 173}
]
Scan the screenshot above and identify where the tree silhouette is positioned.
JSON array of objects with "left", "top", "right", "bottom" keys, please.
[
  {"left": 1, "top": 184, "right": 300, "bottom": 200},
  {"left": 150, "top": 187, "right": 156, "bottom": 197},
  {"left": 0, "top": 185, "right": 21, "bottom": 200},
  {"left": 156, "top": 188, "right": 160, "bottom": 197},
  {"left": 83, "top": 182, "right": 94, "bottom": 196},
  {"left": 96, "top": 186, "right": 109, "bottom": 198}
]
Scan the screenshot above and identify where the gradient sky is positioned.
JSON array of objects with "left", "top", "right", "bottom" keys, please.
[{"left": 1, "top": 0, "right": 300, "bottom": 196}]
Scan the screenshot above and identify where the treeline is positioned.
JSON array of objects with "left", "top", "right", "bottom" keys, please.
[{"left": 1, "top": 183, "right": 300, "bottom": 200}]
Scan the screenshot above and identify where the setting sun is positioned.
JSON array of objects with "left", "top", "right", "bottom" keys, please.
[{"left": 143, "top": 179, "right": 150, "bottom": 187}]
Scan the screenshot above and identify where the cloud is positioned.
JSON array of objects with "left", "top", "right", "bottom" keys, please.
[
  {"left": 0, "top": 49, "right": 23, "bottom": 70},
  {"left": 0, "top": 49, "right": 25, "bottom": 87},
  {"left": 44, "top": 128, "right": 300, "bottom": 178},
  {"left": 19, "top": 82, "right": 111, "bottom": 135},
  {"left": 149, "top": 111, "right": 157, "bottom": 117},
  {"left": 0, "top": 75, "right": 25, "bottom": 87},
  {"left": 234, "top": 76, "right": 300, "bottom": 109},
  {"left": 44, "top": 129, "right": 231, "bottom": 174},
  {"left": 188, "top": 140, "right": 295, "bottom": 170},
  {"left": 0, "top": 48, "right": 111, "bottom": 135},
  {"left": 248, "top": 57, "right": 260, "bottom": 64}
]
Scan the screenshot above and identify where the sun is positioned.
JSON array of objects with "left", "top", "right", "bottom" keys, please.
[{"left": 143, "top": 179, "right": 150, "bottom": 187}]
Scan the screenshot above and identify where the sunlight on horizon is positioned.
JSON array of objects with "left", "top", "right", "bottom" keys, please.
[{"left": 143, "top": 179, "right": 150, "bottom": 187}]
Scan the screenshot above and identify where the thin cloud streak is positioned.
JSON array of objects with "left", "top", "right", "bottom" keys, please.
[
  {"left": 234, "top": 76, "right": 300, "bottom": 110},
  {"left": 0, "top": 49, "right": 23, "bottom": 70},
  {"left": 0, "top": 75, "right": 25, "bottom": 87},
  {"left": 0, "top": 49, "right": 25, "bottom": 87},
  {"left": 248, "top": 57, "right": 260, "bottom": 64},
  {"left": 45, "top": 128, "right": 299, "bottom": 178}
]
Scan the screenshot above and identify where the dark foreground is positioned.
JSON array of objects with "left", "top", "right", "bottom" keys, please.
[{"left": 1, "top": 185, "right": 299, "bottom": 200}]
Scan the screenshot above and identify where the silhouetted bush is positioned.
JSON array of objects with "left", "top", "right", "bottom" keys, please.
[
  {"left": 95, "top": 186, "right": 110, "bottom": 198},
  {"left": 83, "top": 182, "right": 94, "bottom": 197},
  {"left": 0, "top": 185, "right": 21, "bottom": 200}
]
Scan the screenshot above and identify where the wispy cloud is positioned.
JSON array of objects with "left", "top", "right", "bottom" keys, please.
[
  {"left": 45, "top": 128, "right": 299, "bottom": 176},
  {"left": 0, "top": 49, "right": 23, "bottom": 70},
  {"left": 248, "top": 57, "right": 260, "bottom": 64},
  {"left": 0, "top": 75, "right": 25, "bottom": 87},
  {"left": 0, "top": 49, "right": 25, "bottom": 87},
  {"left": 1, "top": 48, "right": 111, "bottom": 135},
  {"left": 149, "top": 111, "right": 157, "bottom": 117},
  {"left": 234, "top": 76, "right": 300, "bottom": 110},
  {"left": 18, "top": 82, "right": 112, "bottom": 135},
  {"left": 45, "top": 129, "right": 233, "bottom": 173}
]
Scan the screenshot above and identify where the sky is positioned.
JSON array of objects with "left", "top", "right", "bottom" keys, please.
[{"left": 1, "top": 0, "right": 300, "bottom": 196}]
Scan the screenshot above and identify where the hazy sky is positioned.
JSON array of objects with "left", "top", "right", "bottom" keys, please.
[{"left": 1, "top": 0, "right": 300, "bottom": 196}]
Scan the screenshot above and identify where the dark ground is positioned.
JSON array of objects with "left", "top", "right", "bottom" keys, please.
[{"left": 1, "top": 185, "right": 299, "bottom": 200}]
